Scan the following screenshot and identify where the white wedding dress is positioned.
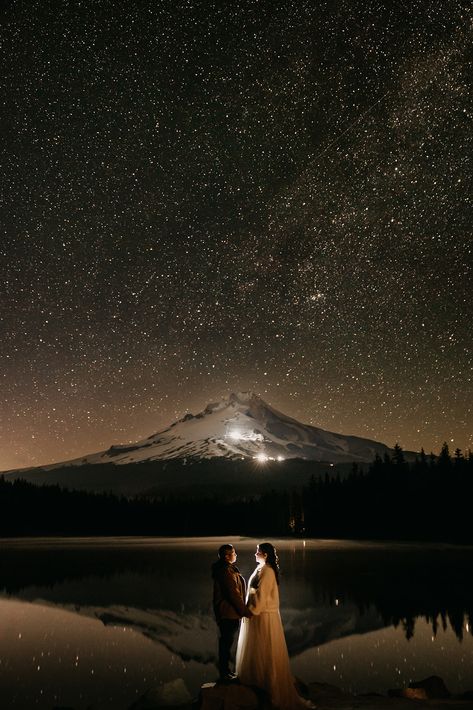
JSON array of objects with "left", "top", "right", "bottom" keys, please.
[{"left": 236, "top": 563, "right": 312, "bottom": 709}]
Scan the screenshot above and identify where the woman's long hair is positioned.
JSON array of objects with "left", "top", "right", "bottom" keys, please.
[{"left": 259, "top": 542, "right": 280, "bottom": 585}]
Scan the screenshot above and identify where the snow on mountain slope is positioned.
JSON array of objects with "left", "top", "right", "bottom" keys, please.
[{"left": 23, "top": 391, "right": 405, "bottom": 471}]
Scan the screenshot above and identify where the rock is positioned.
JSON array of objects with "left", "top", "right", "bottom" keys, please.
[
  {"left": 294, "top": 677, "right": 310, "bottom": 697},
  {"left": 388, "top": 675, "right": 451, "bottom": 701},
  {"left": 129, "top": 678, "right": 193, "bottom": 708},
  {"left": 409, "top": 675, "right": 451, "bottom": 699},
  {"left": 402, "top": 688, "right": 428, "bottom": 700},
  {"left": 388, "top": 687, "right": 427, "bottom": 699},
  {"left": 388, "top": 689, "right": 402, "bottom": 698},
  {"left": 307, "top": 681, "right": 345, "bottom": 698},
  {"left": 199, "top": 682, "right": 260, "bottom": 710}
]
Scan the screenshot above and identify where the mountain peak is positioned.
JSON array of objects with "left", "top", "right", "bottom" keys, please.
[
  {"left": 228, "top": 391, "right": 259, "bottom": 404},
  {"left": 227, "top": 391, "right": 265, "bottom": 409},
  {"left": 200, "top": 391, "right": 263, "bottom": 417},
  {"left": 11, "top": 392, "right": 415, "bottom": 474}
]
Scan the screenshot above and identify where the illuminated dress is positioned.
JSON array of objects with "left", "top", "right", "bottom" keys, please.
[{"left": 236, "top": 563, "right": 313, "bottom": 709}]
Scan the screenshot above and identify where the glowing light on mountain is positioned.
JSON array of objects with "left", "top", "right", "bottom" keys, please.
[
  {"left": 254, "top": 453, "right": 284, "bottom": 462},
  {"left": 227, "top": 429, "right": 264, "bottom": 442}
]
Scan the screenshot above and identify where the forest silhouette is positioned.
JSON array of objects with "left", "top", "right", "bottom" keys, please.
[{"left": 1, "top": 442, "right": 472, "bottom": 542}]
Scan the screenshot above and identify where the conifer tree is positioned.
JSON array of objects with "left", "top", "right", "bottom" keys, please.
[
  {"left": 438, "top": 442, "right": 452, "bottom": 471},
  {"left": 393, "top": 443, "right": 406, "bottom": 466}
]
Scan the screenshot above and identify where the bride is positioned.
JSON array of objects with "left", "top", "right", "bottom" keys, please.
[{"left": 236, "top": 543, "right": 314, "bottom": 709}]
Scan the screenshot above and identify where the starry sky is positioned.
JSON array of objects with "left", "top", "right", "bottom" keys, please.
[{"left": 1, "top": 0, "right": 472, "bottom": 470}]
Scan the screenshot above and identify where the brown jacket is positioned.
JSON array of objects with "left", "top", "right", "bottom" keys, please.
[{"left": 212, "top": 563, "right": 249, "bottom": 621}]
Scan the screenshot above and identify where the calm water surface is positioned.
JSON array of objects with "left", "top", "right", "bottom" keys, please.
[{"left": 1, "top": 536, "right": 473, "bottom": 709}]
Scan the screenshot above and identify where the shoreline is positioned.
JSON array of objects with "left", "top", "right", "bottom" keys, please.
[{"left": 130, "top": 677, "right": 473, "bottom": 710}]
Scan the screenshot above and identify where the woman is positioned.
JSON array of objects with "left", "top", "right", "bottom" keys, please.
[{"left": 236, "top": 543, "right": 314, "bottom": 709}]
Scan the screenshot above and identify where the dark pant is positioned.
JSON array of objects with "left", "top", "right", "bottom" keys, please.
[{"left": 217, "top": 618, "right": 240, "bottom": 676}]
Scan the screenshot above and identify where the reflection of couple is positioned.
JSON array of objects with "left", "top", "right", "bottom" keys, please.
[{"left": 212, "top": 542, "right": 313, "bottom": 709}]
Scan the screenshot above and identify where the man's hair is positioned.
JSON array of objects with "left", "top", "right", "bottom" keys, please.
[
  {"left": 211, "top": 544, "right": 234, "bottom": 578},
  {"left": 217, "top": 544, "right": 234, "bottom": 560}
]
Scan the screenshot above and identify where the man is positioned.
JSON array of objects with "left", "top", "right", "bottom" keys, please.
[{"left": 211, "top": 543, "right": 251, "bottom": 681}]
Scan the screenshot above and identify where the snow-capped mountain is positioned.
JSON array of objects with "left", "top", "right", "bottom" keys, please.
[{"left": 23, "top": 391, "right": 408, "bottom": 471}]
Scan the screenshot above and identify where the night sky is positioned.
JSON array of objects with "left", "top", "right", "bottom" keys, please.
[{"left": 1, "top": 0, "right": 471, "bottom": 470}]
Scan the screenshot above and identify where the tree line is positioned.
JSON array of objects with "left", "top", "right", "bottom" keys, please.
[
  {"left": 1, "top": 443, "right": 472, "bottom": 541},
  {"left": 299, "top": 443, "right": 473, "bottom": 542}
]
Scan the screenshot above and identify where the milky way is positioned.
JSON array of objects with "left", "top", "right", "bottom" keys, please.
[{"left": 1, "top": 0, "right": 471, "bottom": 469}]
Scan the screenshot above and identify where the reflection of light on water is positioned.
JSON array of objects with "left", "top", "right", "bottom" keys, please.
[
  {"left": 4, "top": 539, "right": 473, "bottom": 701},
  {"left": 0, "top": 598, "right": 214, "bottom": 708},
  {"left": 292, "top": 619, "right": 473, "bottom": 696}
]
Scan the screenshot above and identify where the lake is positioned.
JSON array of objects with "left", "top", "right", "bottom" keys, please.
[{"left": 1, "top": 537, "right": 473, "bottom": 709}]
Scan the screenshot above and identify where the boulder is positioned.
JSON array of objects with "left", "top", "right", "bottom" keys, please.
[
  {"left": 402, "top": 688, "right": 428, "bottom": 700},
  {"left": 307, "top": 681, "right": 345, "bottom": 698},
  {"left": 409, "top": 675, "right": 451, "bottom": 699},
  {"left": 129, "top": 678, "right": 193, "bottom": 708},
  {"left": 199, "top": 682, "right": 260, "bottom": 710}
]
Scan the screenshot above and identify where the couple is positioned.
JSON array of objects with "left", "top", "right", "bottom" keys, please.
[{"left": 212, "top": 542, "right": 313, "bottom": 709}]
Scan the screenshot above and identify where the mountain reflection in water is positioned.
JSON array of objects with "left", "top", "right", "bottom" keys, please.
[
  {"left": 1, "top": 538, "right": 472, "bottom": 644},
  {"left": 1, "top": 538, "right": 473, "bottom": 707}
]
